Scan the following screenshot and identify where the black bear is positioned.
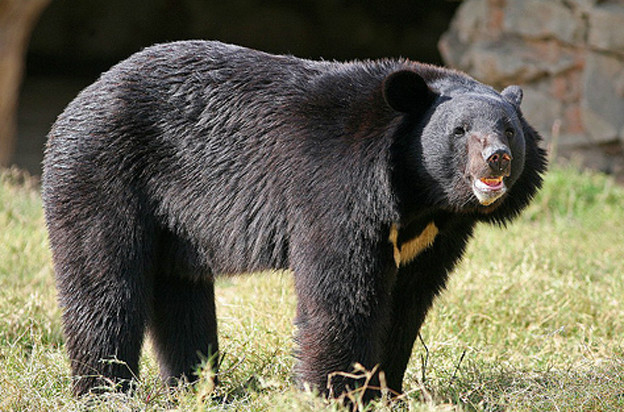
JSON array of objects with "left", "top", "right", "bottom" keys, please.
[{"left": 42, "top": 40, "right": 547, "bottom": 400}]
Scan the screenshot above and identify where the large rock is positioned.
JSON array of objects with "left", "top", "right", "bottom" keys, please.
[
  {"left": 441, "top": 37, "right": 581, "bottom": 87},
  {"left": 566, "top": 0, "right": 599, "bottom": 13},
  {"left": 447, "top": 0, "right": 490, "bottom": 44},
  {"left": 502, "top": 0, "right": 586, "bottom": 44},
  {"left": 581, "top": 52, "right": 624, "bottom": 143},
  {"left": 440, "top": 0, "right": 624, "bottom": 179},
  {"left": 587, "top": 3, "right": 624, "bottom": 52},
  {"left": 519, "top": 83, "right": 562, "bottom": 139},
  {"left": 440, "top": 0, "right": 624, "bottom": 146}
]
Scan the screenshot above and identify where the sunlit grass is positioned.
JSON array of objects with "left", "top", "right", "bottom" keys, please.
[{"left": 1, "top": 165, "right": 623, "bottom": 411}]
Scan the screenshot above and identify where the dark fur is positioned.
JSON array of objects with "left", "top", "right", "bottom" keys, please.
[{"left": 42, "top": 41, "right": 547, "bottom": 399}]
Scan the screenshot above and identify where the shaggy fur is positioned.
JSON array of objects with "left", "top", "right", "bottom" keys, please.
[{"left": 42, "top": 40, "right": 547, "bottom": 399}]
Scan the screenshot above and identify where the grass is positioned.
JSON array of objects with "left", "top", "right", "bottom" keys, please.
[{"left": 1, "top": 164, "right": 623, "bottom": 411}]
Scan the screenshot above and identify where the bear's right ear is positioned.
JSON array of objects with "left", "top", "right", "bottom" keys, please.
[
  {"left": 501, "top": 85, "right": 523, "bottom": 109},
  {"left": 382, "top": 70, "right": 435, "bottom": 114}
]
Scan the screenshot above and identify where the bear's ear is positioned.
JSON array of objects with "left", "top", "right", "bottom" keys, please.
[
  {"left": 502, "top": 85, "right": 523, "bottom": 109},
  {"left": 382, "top": 70, "right": 435, "bottom": 114}
]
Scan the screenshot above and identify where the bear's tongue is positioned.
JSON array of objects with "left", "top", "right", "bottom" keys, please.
[{"left": 480, "top": 176, "right": 504, "bottom": 189}]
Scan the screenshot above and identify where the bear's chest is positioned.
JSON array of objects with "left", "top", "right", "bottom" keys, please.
[{"left": 389, "top": 222, "right": 438, "bottom": 267}]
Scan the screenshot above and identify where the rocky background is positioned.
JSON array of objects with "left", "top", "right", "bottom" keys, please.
[{"left": 440, "top": 0, "right": 624, "bottom": 179}]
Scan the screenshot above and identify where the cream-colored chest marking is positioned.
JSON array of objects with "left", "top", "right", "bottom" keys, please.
[{"left": 389, "top": 222, "right": 439, "bottom": 267}]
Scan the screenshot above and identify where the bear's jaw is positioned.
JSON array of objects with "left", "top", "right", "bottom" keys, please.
[{"left": 472, "top": 176, "right": 507, "bottom": 206}]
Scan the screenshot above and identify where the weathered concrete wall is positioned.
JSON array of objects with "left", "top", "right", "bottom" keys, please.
[{"left": 440, "top": 0, "right": 624, "bottom": 177}]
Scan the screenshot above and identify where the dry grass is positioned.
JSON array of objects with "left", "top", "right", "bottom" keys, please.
[{"left": 1, "top": 165, "right": 623, "bottom": 411}]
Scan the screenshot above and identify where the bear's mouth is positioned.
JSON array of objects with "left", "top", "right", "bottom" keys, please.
[
  {"left": 479, "top": 176, "right": 504, "bottom": 190},
  {"left": 472, "top": 175, "right": 507, "bottom": 206}
]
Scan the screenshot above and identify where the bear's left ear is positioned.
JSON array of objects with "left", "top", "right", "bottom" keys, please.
[
  {"left": 502, "top": 85, "right": 523, "bottom": 109},
  {"left": 382, "top": 70, "right": 435, "bottom": 114}
]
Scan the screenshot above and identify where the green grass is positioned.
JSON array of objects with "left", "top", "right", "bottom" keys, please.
[{"left": 1, "top": 165, "right": 623, "bottom": 411}]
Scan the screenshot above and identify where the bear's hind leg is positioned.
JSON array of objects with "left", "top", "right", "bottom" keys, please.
[
  {"left": 149, "top": 236, "right": 218, "bottom": 386},
  {"left": 52, "top": 221, "right": 154, "bottom": 395},
  {"left": 64, "top": 285, "right": 150, "bottom": 395}
]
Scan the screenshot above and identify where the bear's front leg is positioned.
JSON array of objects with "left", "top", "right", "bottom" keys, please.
[
  {"left": 291, "top": 237, "right": 396, "bottom": 402},
  {"left": 381, "top": 220, "right": 474, "bottom": 394}
]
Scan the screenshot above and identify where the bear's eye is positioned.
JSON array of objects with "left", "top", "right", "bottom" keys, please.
[
  {"left": 505, "top": 128, "right": 515, "bottom": 139},
  {"left": 453, "top": 126, "right": 466, "bottom": 137}
]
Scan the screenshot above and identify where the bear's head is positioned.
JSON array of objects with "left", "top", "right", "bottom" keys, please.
[{"left": 383, "top": 69, "right": 535, "bottom": 216}]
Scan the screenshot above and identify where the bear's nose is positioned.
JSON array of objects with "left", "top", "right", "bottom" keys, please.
[{"left": 486, "top": 148, "right": 512, "bottom": 176}]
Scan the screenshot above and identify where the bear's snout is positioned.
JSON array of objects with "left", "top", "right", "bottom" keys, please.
[
  {"left": 485, "top": 148, "right": 512, "bottom": 177},
  {"left": 466, "top": 134, "right": 514, "bottom": 206}
]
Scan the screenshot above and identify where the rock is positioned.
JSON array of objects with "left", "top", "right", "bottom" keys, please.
[
  {"left": 438, "top": 29, "right": 468, "bottom": 71},
  {"left": 442, "top": 38, "right": 580, "bottom": 87},
  {"left": 581, "top": 52, "right": 624, "bottom": 143},
  {"left": 520, "top": 83, "right": 562, "bottom": 139},
  {"left": 587, "top": 3, "right": 624, "bottom": 52},
  {"left": 461, "top": 40, "right": 546, "bottom": 85},
  {"left": 565, "top": 0, "right": 599, "bottom": 13},
  {"left": 440, "top": 0, "right": 624, "bottom": 172},
  {"left": 502, "top": 0, "right": 586, "bottom": 44},
  {"left": 450, "top": 0, "right": 489, "bottom": 43}
]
